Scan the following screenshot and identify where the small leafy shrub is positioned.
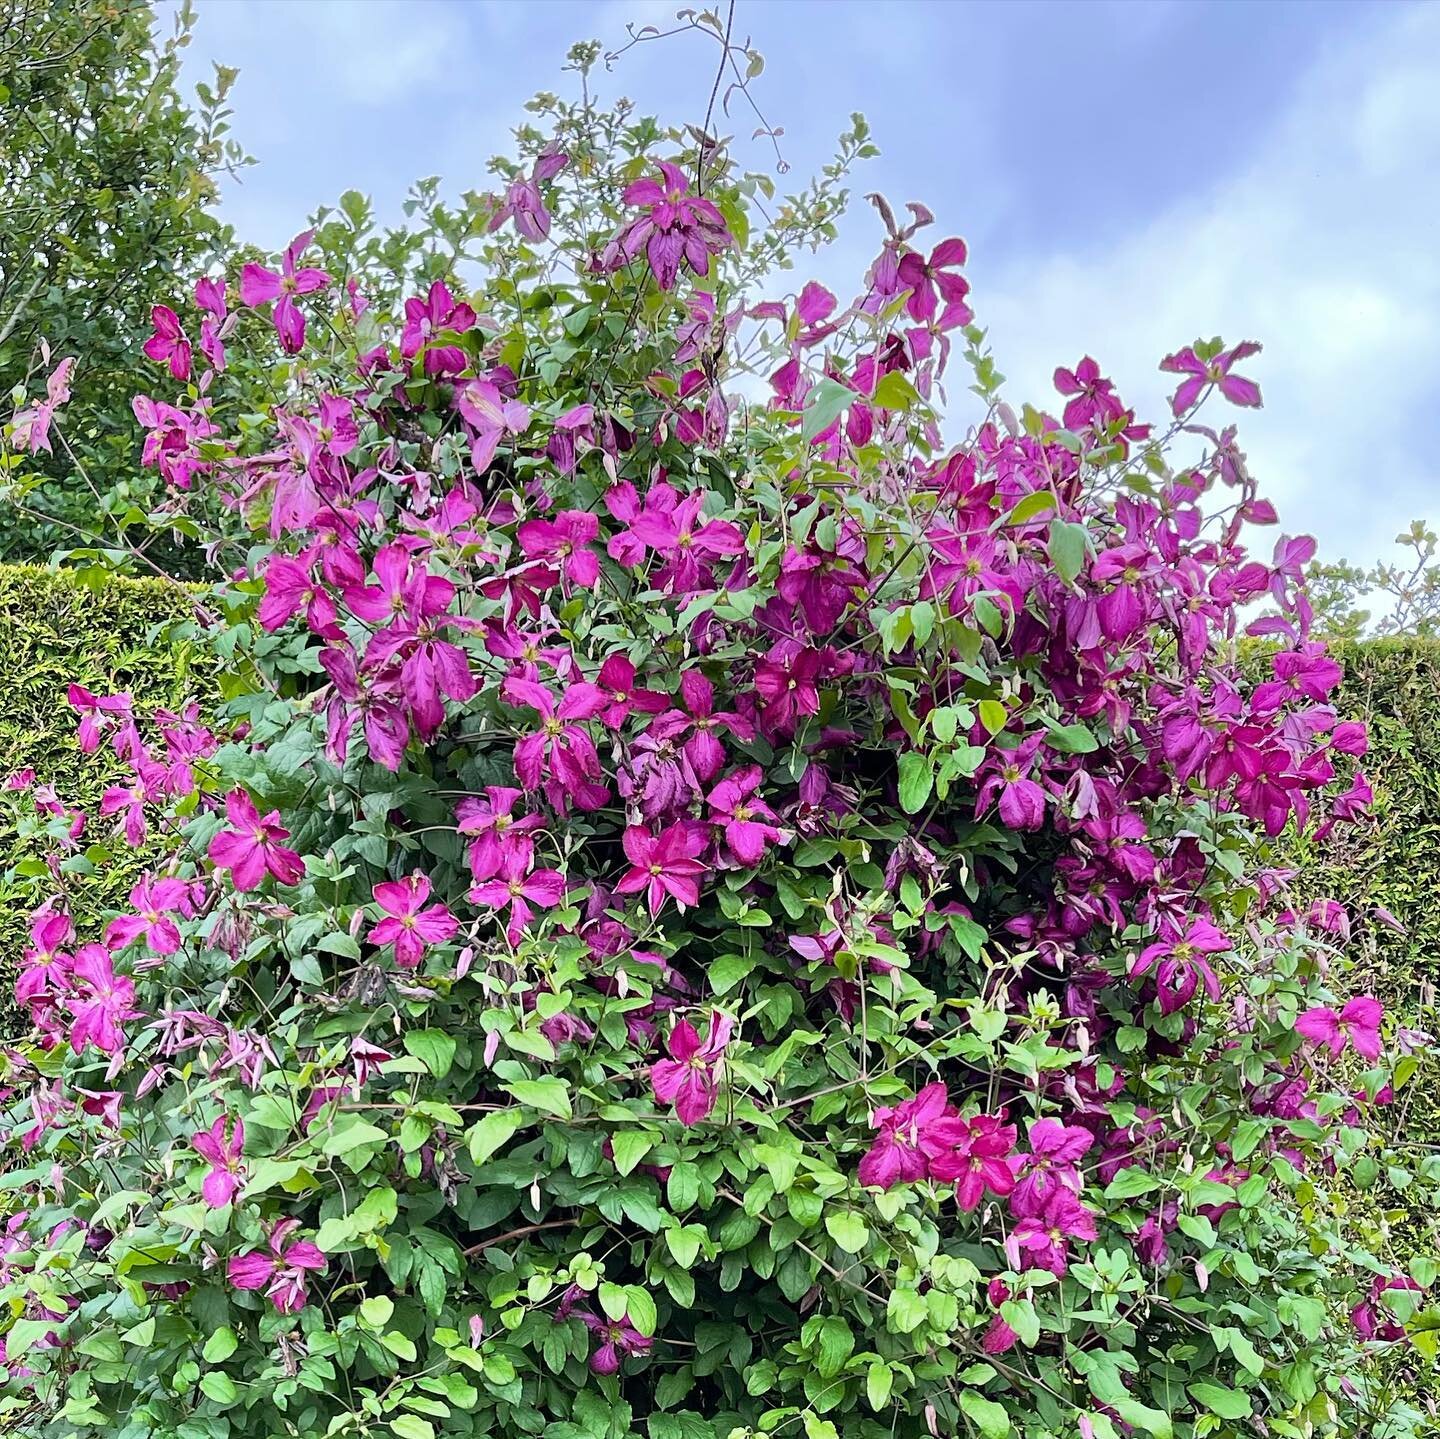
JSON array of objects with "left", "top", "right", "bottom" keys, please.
[{"left": 3, "top": 41, "right": 1436, "bottom": 1439}]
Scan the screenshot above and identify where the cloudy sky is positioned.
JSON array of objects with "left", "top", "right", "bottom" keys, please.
[{"left": 175, "top": 0, "right": 1440, "bottom": 570}]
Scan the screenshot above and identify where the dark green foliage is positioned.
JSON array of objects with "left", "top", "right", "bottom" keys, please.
[{"left": 0, "top": 564, "right": 201, "bottom": 1026}]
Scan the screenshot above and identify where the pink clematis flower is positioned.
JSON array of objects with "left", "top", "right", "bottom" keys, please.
[
  {"left": 227, "top": 1219, "right": 327, "bottom": 1314},
  {"left": 18, "top": 909, "right": 74, "bottom": 1008},
  {"left": 897, "top": 237, "right": 972, "bottom": 329},
  {"left": 489, "top": 148, "right": 568, "bottom": 241},
  {"left": 518, "top": 509, "right": 602, "bottom": 587},
  {"left": 1011, "top": 1119, "right": 1094, "bottom": 1216},
  {"left": 1160, "top": 340, "right": 1263, "bottom": 416},
  {"left": 401, "top": 280, "right": 476, "bottom": 374},
  {"left": 1130, "top": 917, "right": 1228, "bottom": 1014},
  {"left": 706, "top": 765, "right": 784, "bottom": 866},
  {"left": 104, "top": 875, "right": 193, "bottom": 956},
  {"left": 650, "top": 1011, "right": 733, "bottom": 1124},
  {"left": 239, "top": 231, "right": 332, "bottom": 354},
  {"left": 583, "top": 1311, "right": 653, "bottom": 1374},
  {"left": 1296, "top": 995, "right": 1384, "bottom": 1062},
  {"left": 1350, "top": 1273, "right": 1423, "bottom": 1343},
  {"left": 858, "top": 1082, "right": 958, "bottom": 1190},
  {"left": 503, "top": 675, "right": 611, "bottom": 813},
  {"left": 606, "top": 160, "right": 732, "bottom": 291},
  {"left": 10, "top": 353, "right": 75, "bottom": 454},
  {"left": 615, "top": 821, "right": 710, "bottom": 915},
  {"left": 66, "top": 944, "right": 140, "bottom": 1055},
  {"left": 593, "top": 655, "right": 668, "bottom": 728},
  {"left": 457, "top": 786, "right": 546, "bottom": 881},
  {"left": 456, "top": 378, "right": 531, "bottom": 473},
  {"left": 367, "top": 873, "right": 458, "bottom": 970},
  {"left": 142, "top": 305, "right": 192, "bottom": 380},
  {"left": 468, "top": 842, "right": 567, "bottom": 944},
  {"left": 1004, "top": 1189, "right": 1098, "bottom": 1277},
  {"left": 208, "top": 790, "right": 306, "bottom": 892},
  {"left": 192, "top": 1115, "right": 246, "bottom": 1207},
  {"left": 928, "top": 1112, "right": 1018, "bottom": 1210}
]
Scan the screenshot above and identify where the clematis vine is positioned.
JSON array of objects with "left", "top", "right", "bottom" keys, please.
[
  {"left": 367, "top": 873, "right": 458, "bottom": 970},
  {"left": 226, "top": 1219, "right": 327, "bottom": 1314},
  {"left": 239, "top": 230, "right": 332, "bottom": 353},
  {"left": 191, "top": 1116, "right": 245, "bottom": 1207}
]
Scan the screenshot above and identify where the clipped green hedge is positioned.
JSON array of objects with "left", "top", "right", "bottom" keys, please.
[{"left": 0, "top": 564, "right": 205, "bottom": 1029}]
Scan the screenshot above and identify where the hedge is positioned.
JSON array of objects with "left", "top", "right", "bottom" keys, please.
[{"left": 0, "top": 564, "right": 205, "bottom": 1028}]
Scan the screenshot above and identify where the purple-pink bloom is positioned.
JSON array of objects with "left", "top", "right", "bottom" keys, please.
[
  {"left": 401, "top": 280, "right": 476, "bottom": 373},
  {"left": 104, "top": 875, "right": 192, "bottom": 956},
  {"left": 706, "top": 765, "right": 784, "bottom": 866},
  {"left": 582, "top": 1311, "right": 653, "bottom": 1374},
  {"left": 615, "top": 821, "right": 709, "bottom": 915},
  {"left": 239, "top": 231, "right": 332, "bottom": 354},
  {"left": 1003, "top": 1189, "right": 1098, "bottom": 1277},
  {"left": 192, "top": 1115, "right": 245, "bottom": 1207},
  {"left": 927, "top": 1112, "right": 1018, "bottom": 1211},
  {"left": 227, "top": 1219, "right": 326, "bottom": 1314},
  {"left": 468, "top": 841, "right": 567, "bottom": 944},
  {"left": 142, "top": 305, "right": 192, "bottom": 380},
  {"left": 367, "top": 873, "right": 458, "bottom": 970},
  {"left": 1130, "top": 917, "right": 1228, "bottom": 1014},
  {"left": 66, "top": 944, "right": 140, "bottom": 1055},
  {"left": 1159, "top": 340, "right": 1263, "bottom": 416},
  {"left": 606, "top": 160, "right": 732, "bottom": 291},
  {"left": 1296, "top": 995, "right": 1384, "bottom": 1062},
  {"left": 650, "top": 1011, "right": 733, "bottom": 1124},
  {"left": 207, "top": 789, "right": 306, "bottom": 892},
  {"left": 1011, "top": 1119, "right": 1094, "bottom": 1216},
  {"left": 858, "top": 1082, "right": 957, "bottom": 1190}
]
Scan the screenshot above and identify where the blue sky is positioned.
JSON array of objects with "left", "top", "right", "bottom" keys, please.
[{"left": 175, "top": 0, "right": 1440, "bottom": 570}]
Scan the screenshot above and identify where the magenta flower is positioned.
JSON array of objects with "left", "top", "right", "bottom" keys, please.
[
  {"left": 367, "top": 873, "right": 458, "bottom": 970},
  {"left": 489, "top": 148, "right": 568, "bottom": 241},
  {"left": 927, "top": 1112, "right": 1018, "bottom": 1211},
  {"left": 401, "top": 279, "right": 476, "bottom": 374},
  {"left": 142, "top": 305, "right": 192, "bottom": 380},
  {"left": 1130, "top": 917, "right": 1228, "bottom": 1014},
  {"left": 227, "top": 1219, "right": 327, "bottom": 1314},
  {"left": 104, "top": 875, "right": 192, "bottom": 956},
  {"left": 258, "top": 553, "right": 338, "bottom": 636},
  {"left": 655, "top": 670, "right": 753, "bottom": 783},
  {"left": 593, "top": 655, "right": 667, "bottom": 729},
  {"left": 1003, "top": 1189, "right": 1098, "bottom": 1277},
  {"left": 195, "top": 275, "right": 228, "bottom": 370},
  {"left": 503, "top": 675, "right": 611, "bottom": 813},
  {"left": 858, "top": 1082, "right": 958, "bottom": 1190},
  {"left": 18, "top": 910, "right": 73, "bottom": 1008},
  {"left": 518, "top": 509, "right": 602, "bottom": 587},
  {"left": 65, "top": 944, "right": 139, "bottom": 1055},
  {"left": 192, "top": 1115, "right": 246, "bottom": 1207},
  {"left": 1296, "top": 995, "right": 1383, "bottom": 1062},
  {"left": 650, "top": 1011, "right": 733, "bottom": 1124},
  {"left": 456, "top": 378, "right": 531, "bottom": 473},
  {"left": 1159, "top": 340, "right": 1263, "bottom": 416},
  {"left": 976, "top": 736, "right": 1048, "bottom": 831},
  {"left": 897, "top": 237, "right": 971, "bottom": 329},
  {"left": 1011, "top": 1119, "right": 1094, "bottom": 1216},
  {"left": 1350, "top": 1273, "right": 1423, "bottom": 1343},
  {"left": 707, "top": 765, "right": 784, "bottom": 866},
  {"left": 625, "top": 489, "right": 744, "bottom": 593},
  {"left": 582, "top": 1311, "right": 653, "bottom": 1374},
  {"left": 239, "top": 231, "right": 332, "bottom": 354},
  {"left": 606, "top": 160, "right": 732, "bottom": 291},
  {"left": 10, "top": 353, "right": 74, "bottom": 454},
  {"left": 1053, "top": 356, "right": 1126, "bottom": 431},
  {"left": 615, "top": 821, "right": 709, "bottom": 915},
  {"left": 457, "top": 786, "right": 546, "bottom": 881},
  {"left": 468, "top": 841, "right": 567, "bottom": 944},
  {"left": 208, "top": 789, "right": 306, "bottom": 892},
  {"left": 752, "top": 644, "right": 823, "bottom": 735}
]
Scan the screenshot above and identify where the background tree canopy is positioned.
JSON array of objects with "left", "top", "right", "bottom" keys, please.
[{"left": 0, "top": 0, "right": 245, "bottom": 565}]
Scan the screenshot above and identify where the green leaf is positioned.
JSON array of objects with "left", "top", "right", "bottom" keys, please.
[
  {"left": 1049, "top": 518, "right": 1089, "bottom": 584},
  {"left": 1104, "top": 1167, "right": 1162, "bottom": 1200},
  {"left": 709, "top": 951, "right": 756, "bottom": 995},
  {"left": 199, "top": 1371, "right": 239, "bottom": 1405},
  {"left": 887, "top": 1287, "right": 927, "bottom": 1334},
  {"left": 873, "top": 371, "right": 921, "bottom": 411},
  {"left": 502, "top": 1077, "right": 572, "bottom": 1120},
  {"left": 977, "top": 700, "right": 1007, "bottom": 735},
  {"left": 866, "top": 1361, "right": 893, "bottom": 1411},
  {"left": 404, "top": 1029, "right": 457, "bottom": 1080},
  {"left": 467, "top": 1109, "right": 527, "bottom": 1165},
  {"left": 1111, "top": 1399, "right": 1173, "bottom": 1438},
  {"left": 897, "top": 752, "right": 933, "bottom": 814},
  {"left": 1006, "top": 490, "right": 1056, "bottom": 525},
  {"left": 823, "top": 1210, "right": 869, "bottom": 1254},
  {"left": 383, "top": 1330, "right": 417, "bottom": 1361},
  {"left": 999, "top": 1298, "right": 1039, "bottom": 1347},
  {"left": 360, "top": 1296, "right": 395, "bottom": 1328},
  {"left": 813, "top": 1316, "right": 854, "bottom": 1378},
  {"left": 1188, "top": 1383, "right": 1252, "bottom": 1421},
  {"left": 391, "top": 1419, "right": 435, "bottom": 1439},
  {"left": 202, "top": 1326, "right": 238, "bottom": 1363},
  {"left": 320, "top": 1119, "right": 389, "bottom": 1157},
  {"left": 802, "top": 377, "right": 852, "bottom": 441},
  {"left": 959, "top": 1389, "right": 1011, "bottom": 1437},
  {"left": 610, "top": 1130, "right": 654, "bottom": 1177}
]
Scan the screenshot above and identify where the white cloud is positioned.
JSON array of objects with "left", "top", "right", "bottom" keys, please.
[{"left": 973, "top": 1, "right": 1440, "bottom": 567}]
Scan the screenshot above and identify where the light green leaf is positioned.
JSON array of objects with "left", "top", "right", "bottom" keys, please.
[
  {"left": 467, "top": 1109, "right": 527, "bottom": 1165},
  {"left": 202, "top": 1326, "right": 238, "bottom": 1363},
  {"left": 866, "top": 1361, "right": 893, "bottom": 1411},
  {"left": 503, "top": 1077, "right": 572, "bottom": 1120},
  {"left": 897, "top": 752, "right": 933, "bottom": 814},
  {"left": 1188, "top": 1383, "right": 1252, "bottom": 1421},
  {"left": 959, "top": 1389, "right": 1011, "bottom": 1437},
  {"left": 824, "top": 1210, "right": 869, "bottom": 1254},
  {"left": 403, "top": 1029, "right": 457, "bottom": 1080}
]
